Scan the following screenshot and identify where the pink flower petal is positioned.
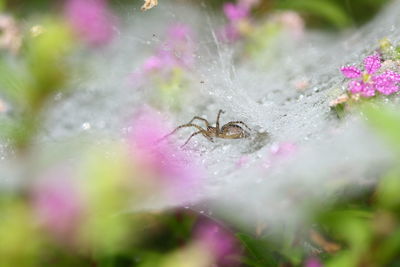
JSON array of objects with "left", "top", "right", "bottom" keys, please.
[
  {"left": 363, "top": 53, "right": 381, "bottom": 74},
  {"left": 341, "top": 66, "right": 362, "bottom": 78},
  {"left": 360, "top": 82, "right": 375, "bottom": 97},
  {"left": 381, "top": 70, "right": 400, "bottom": 83},
  {"left": 348, "top": 80, "right": 363, "bottom": 94},
  {"left": 373, "top": 73, "right": 400, "bottom": 95}
]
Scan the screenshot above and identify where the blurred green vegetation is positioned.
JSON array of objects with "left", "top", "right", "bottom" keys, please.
[
  {"left": 0, "top": 19, "right": 73, "bottom": 152},
  {"left": 2, "top": 0, "right": 391, "bottom": 29}
]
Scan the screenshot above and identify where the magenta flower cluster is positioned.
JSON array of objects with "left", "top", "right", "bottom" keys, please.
[{"left": 341, "top": 53, "right": 400, "bottom": 97}]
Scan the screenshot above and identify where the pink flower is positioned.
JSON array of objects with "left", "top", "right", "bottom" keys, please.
[
  {"left": 341, "top": 54, "right": 400, "bottom": 97},
  {"left": 127, "top": 108, "right": 201, "bottom": 200},
  {"left": 32, "top": 168, "right": 84, "bottom": 240},
  {"left": 131, "top": 24, "right": 195, "bottom": 84},
  {"left": 221, "top": 2, "right": 251, "bottom": 42},
  {"left": 223, "top": 3, "right": 249, "bottom": 22},
  {"left": 304, "top": 257, "right": 323, "bottom": 267},
  {"left": 194, "top": 220, "right": 241, "bottom": 266},
  {"left": 65, "top": 0, "right": 116, "bottom": 46}
]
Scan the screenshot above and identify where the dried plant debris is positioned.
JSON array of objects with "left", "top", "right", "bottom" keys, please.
[{"left": 141, "top": 0, "right": 158, "bottom": 11}]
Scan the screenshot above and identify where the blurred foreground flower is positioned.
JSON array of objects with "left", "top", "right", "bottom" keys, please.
[
  {"left": 128, "top": 108, "right": 201, "bottom": 202},
  {"left": 65, "top": 0, "right": 116, "bottom": 46},
  {"left": 0, "top": 14, "right": 22, "bottom": 54},
  {"left": 32, "top": 168, "right": 84, "bottom": 242},
  {"left": 305, "top": 257, "right": 323, "bottom": 267},
  {"left": 194, "top": 220, "right": 241, "bottom": 266},
  {"left": 341, "top": 53, "right": 400, "bottom": 97}
]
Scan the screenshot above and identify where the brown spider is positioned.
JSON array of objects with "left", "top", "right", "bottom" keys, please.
[{"left": 163, "top": 110, "right": 251, "bottom": 147}]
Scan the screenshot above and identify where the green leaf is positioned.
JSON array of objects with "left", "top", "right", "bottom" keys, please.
[
  {"left": 376, "top": 169, "right": 400, "bottom": 210},
  {"left": 0, "top": 58, "right": 30, "bottom": 108},
  {"left": 376, "top": 228, "right": 400, "bottom": 265},
  {"left": 236, "top": 233, "right": 278, "bottom": 266},
  {"left": 363, "top": 104, "right": 400, "bottom": 155}
]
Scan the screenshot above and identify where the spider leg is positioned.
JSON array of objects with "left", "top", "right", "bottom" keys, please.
[
  {"left": 181, "top": 131, "right": 201, "bottom": 147},
  {"left": 181, "top": 130, "right": 214, "bottom": 147},
  {"left": 225, "top": 121, "right": 251, "bottom": 131},
  {"left": 158, "top": 123, "right": 206, "bottom": 143},
  {"left": 188, "top": 116, "right": 210, "bottom": 128},
  {"left": 215, "top": 109, "right": 225, "bottom": 135}
]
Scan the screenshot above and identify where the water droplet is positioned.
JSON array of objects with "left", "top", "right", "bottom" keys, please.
[{"left": 82, "top": 122, "right": 91, "bottom": 130}]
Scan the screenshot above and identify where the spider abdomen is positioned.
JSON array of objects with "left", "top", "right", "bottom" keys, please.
[{"left": 220, "top": 125, "right": 249, "bottom": 139}]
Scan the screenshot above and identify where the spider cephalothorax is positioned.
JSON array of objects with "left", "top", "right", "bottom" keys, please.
[{"left": 163, "top": 110, "right": 251, "bottom": 147}]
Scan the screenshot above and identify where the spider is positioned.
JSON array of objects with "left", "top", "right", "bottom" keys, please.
[{"left": 162, "top": 109, "right": 251, "bottom": 147}]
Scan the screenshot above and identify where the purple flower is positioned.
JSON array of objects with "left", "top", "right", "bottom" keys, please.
[
  {"left": 304, "top": 257, "right": 323, "bottom": 267},
  {"left": 194, "top": 220, "right": 241, "bottom": 266},
  {"left": 32, "top": 168, "right": 84, "bottom": 241},
  {"left": 221, "top": 2, "right": 251, "bottom": 42},
  {"left": 341, "top": 54, "right": 400, "bottom": 97},
  {"left": 223, "top": 3, "right": 249, "bottom": 22},
  {"left": 65, "top": 0, "right": 116, "bottom": 46},
  {"left": 127, "top": 108, "right": 201, "bottom": 201},
  {"left": 131, "top": 24, "right": 195, "bottom": 85}
]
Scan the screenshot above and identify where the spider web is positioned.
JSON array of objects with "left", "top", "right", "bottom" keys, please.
[{"left": 1, "top": 0, "right": 400, "bottom": 228}]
